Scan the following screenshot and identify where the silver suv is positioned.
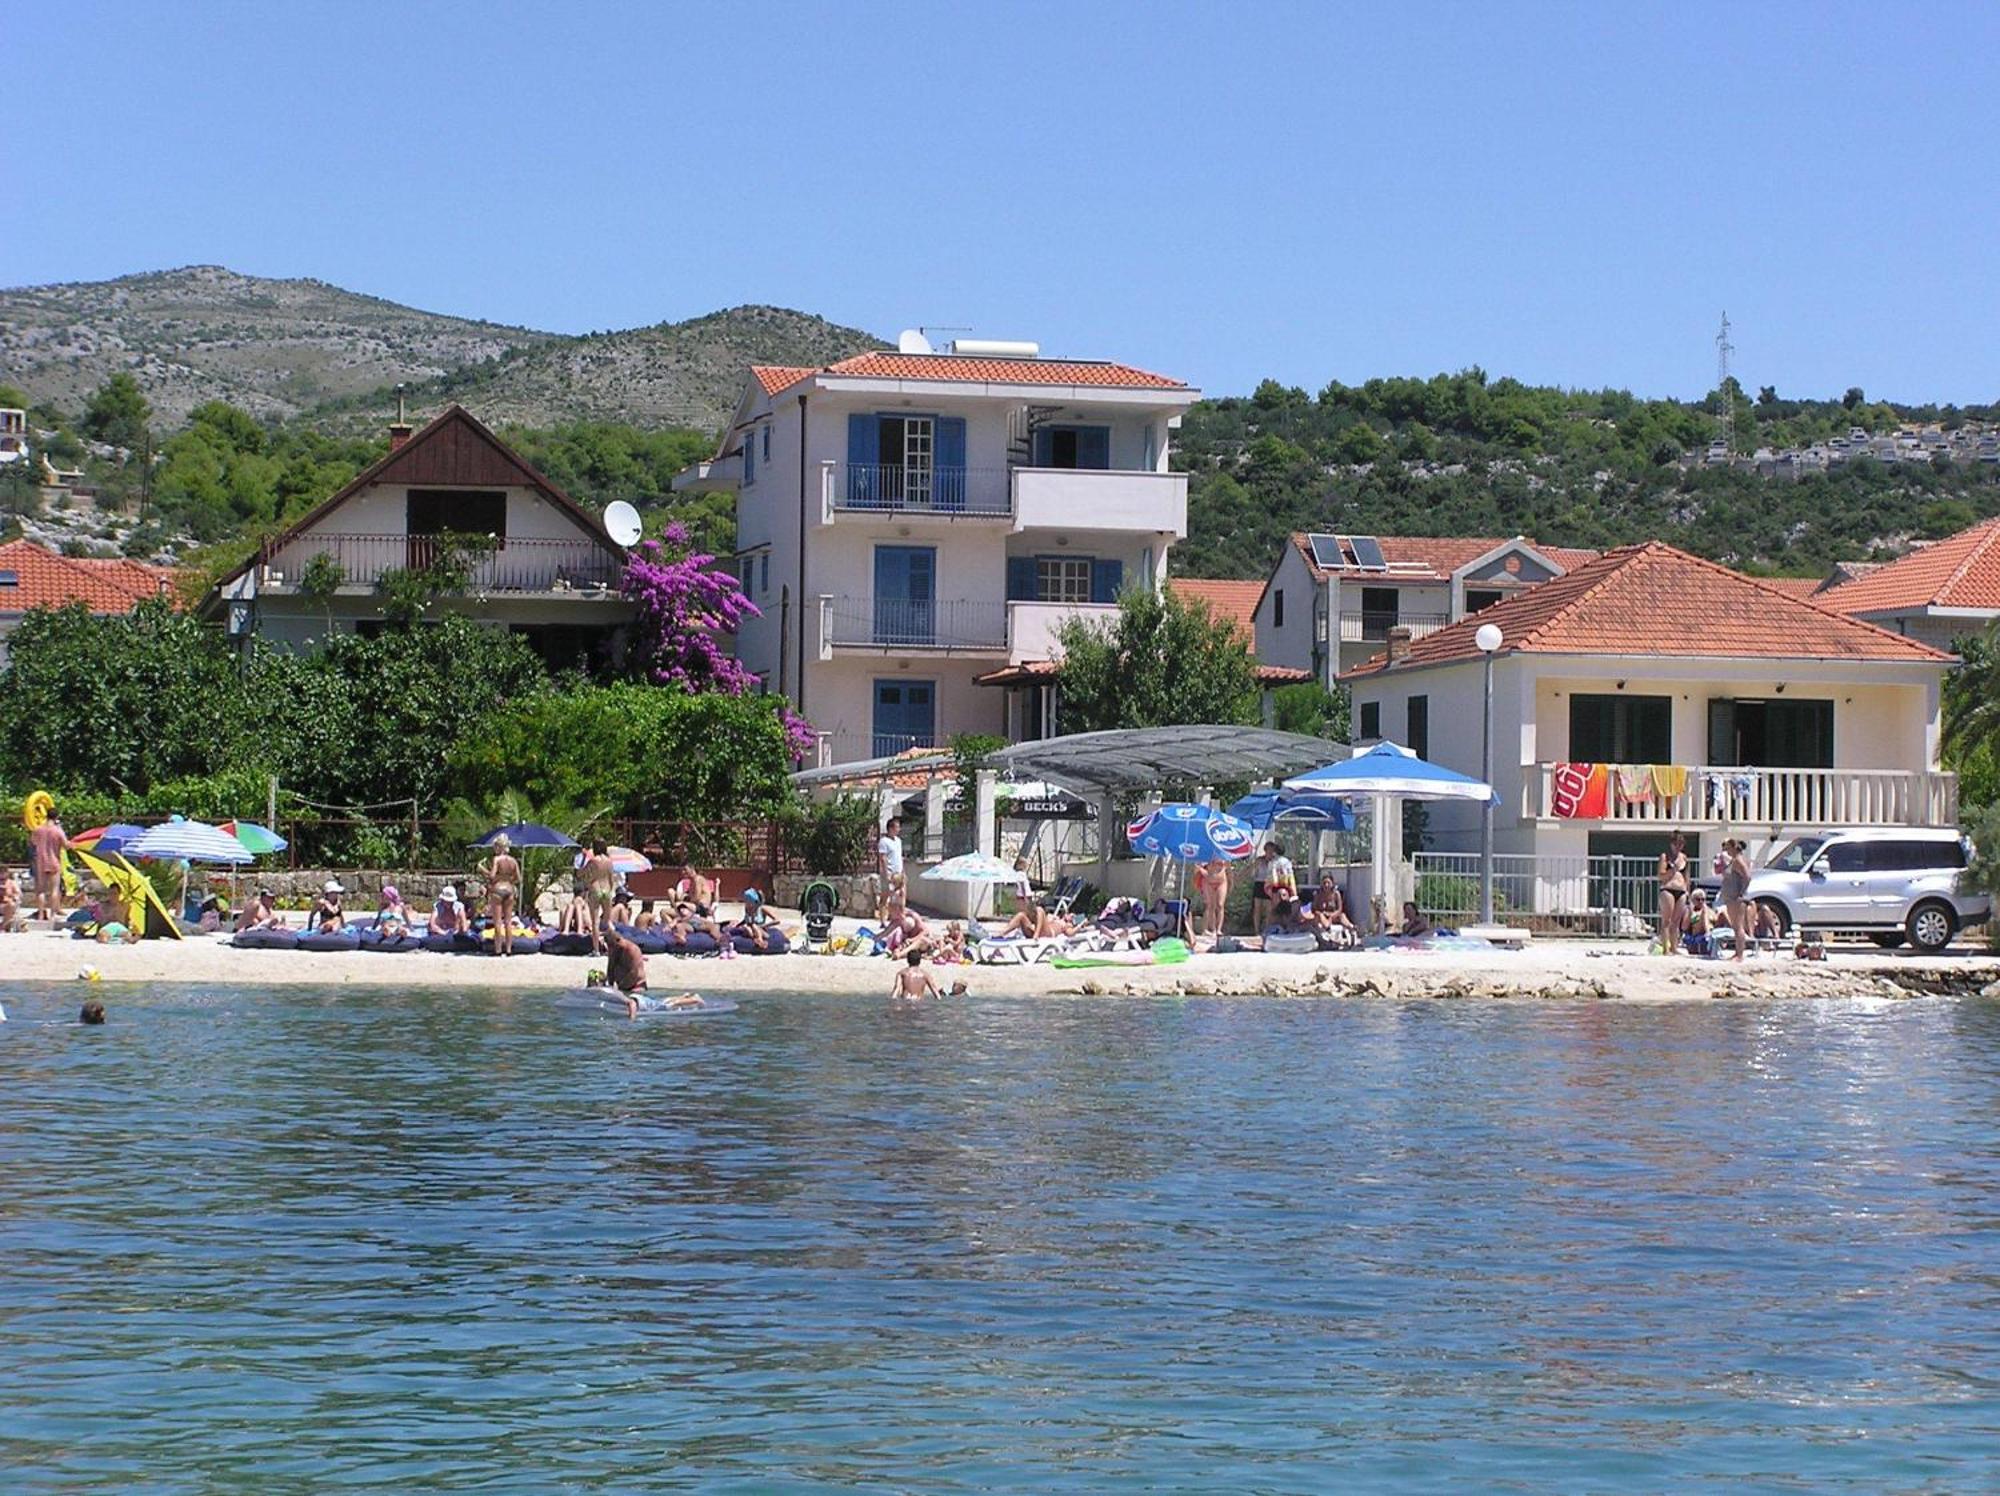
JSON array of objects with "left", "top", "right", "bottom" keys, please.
[{"left": 1747, "top": 828, "right": 1989, "bottom": 953}]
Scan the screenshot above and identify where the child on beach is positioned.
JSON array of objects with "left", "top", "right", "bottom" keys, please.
[
  {"left": 0, "top": 872, "right": 21, "bottom": 933},
  {"left": 891, "top": 949, "right": 943, "bottom": 1000}
]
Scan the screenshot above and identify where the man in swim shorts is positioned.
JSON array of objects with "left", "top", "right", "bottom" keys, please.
[{"left": 606, "top": 928, "right": 648, "bottom": 1017}]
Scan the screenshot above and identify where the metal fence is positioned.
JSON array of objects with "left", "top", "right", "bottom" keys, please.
[{"left": 1414, "top": 852, "right": 1660, "bottom": 936}]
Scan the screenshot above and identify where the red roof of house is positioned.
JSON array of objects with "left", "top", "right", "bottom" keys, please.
[
  {"left": 1289, "top": 533, "right": 1598, "bottom": 582},
  {"left": 819, "top": 351, "right": 1185, "bottom": 389},
  {"left": 751, "top": 365, "right": 817, "bottom": 396},
  {"left": 1169, "top": 578, "right": 1263, "bottom": 643},
  {"left": 1819, "top": 516, "right": 2000, "bottom": 616},
  {"left": 1756, "top": 576, "right": 1828, "bottom": 601},
  {"left": 1340, "top": 541, "right": 1952, "bottom": 679},
  {"left": 0, "top": 539, "right": 177, "bottom": 614}
]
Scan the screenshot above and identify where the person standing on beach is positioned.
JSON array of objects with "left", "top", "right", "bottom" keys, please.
[
  {"left": 1657, "top": 830, "right": 1690, "bottom": 955},
  {"left": 1720, "top": 837, "right": 1753, "bottom": 963},
  {"left": 581, "top": 839, "right": 616, "bottom": 956},
  {"left": 481, "top": 836, "right": 522, "bottom": 956},
  {"left": 876, "top": 817, "right": 905, "bottom": 917},
  {"left": 1195, "top": 859, "right": 1230, "bottom": 940},
  {"left": 29, "top": 808, "right": 70, "bottom": 922}
]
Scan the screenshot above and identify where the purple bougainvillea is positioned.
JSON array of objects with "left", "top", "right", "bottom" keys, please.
[{"left": 620, "top": 535, "right": 817, "bottom": 758}]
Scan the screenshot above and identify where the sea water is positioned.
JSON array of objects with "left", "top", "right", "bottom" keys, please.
[{"left": 2, "top": 984, "right": 1998, "bottom": 1490}]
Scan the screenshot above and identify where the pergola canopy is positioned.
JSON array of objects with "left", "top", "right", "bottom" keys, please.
[{"left": 981, "top": 725, "right": 1338, "bottom": 797}]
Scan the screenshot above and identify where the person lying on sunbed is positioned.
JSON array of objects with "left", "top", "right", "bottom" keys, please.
[
  {"left": 997, "top": 905, "right": 1073, "bottom": 941},
  {"left": 430, "top": 885, "right": 469, "bottom": 936},
  {"left": 236, "top": 888, "right": 285, "bottom": 933},
  {"left": 1398, "top": 902, "right": 1434, "bottom": 939}
]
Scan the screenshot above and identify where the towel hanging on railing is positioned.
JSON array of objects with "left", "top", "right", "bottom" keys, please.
[{"left": 1552, "top": 763, "right": 1609, "bottom": 818}]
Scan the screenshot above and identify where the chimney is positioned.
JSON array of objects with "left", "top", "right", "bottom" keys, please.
[
  {"left": 388, "top": 383, "right": 412, "bottom": 450},
  {"left": 1385, "top": 624, "right": 1414, "bottom": 667}
]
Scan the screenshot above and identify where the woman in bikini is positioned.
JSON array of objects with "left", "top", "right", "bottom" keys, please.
[
  {"left": 481, "top": 834, "right": 523, "bottom": 956},
  {"left": 1195, "top": 859, "right": 1230, "bottom": 940},
  {"left": 1657, "top": 830, "right": 1690, "bottom": 956},
  {"left": 581, "top": 839, "right": 617, "bottom": 956}
]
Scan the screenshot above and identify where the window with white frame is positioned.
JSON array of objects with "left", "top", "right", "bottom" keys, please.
[{"left": 1037, "top": 557, "right": 1093, "bottom": 604}]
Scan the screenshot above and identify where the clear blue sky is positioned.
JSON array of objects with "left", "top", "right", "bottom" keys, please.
[{"left": 9, "top": 1, "right": 1998, "bottom": 404}]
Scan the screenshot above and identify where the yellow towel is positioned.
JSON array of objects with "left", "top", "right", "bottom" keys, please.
[{"left": 1651, "top": 763, "right": 1688, "bottom": 799}]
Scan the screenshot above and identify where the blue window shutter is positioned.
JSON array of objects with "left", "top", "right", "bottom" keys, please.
[
  {"left": 847, "top": 414, "right": 879, "bottom": 505},
  {"left": 1079, "top": 426, "right": 1110, "bottom": 469},
  {"left": 742, "top": 428, "right": 755, "bottom": 485},
  {"left": 1006, "top": 556, "right": 1036, "bottom": 601},
  {"left": 1091, "top": 559, "right": 1123, "bottom": 604},
  {"left": 936, "top": 417, "right": 967, "bottom": 510}
]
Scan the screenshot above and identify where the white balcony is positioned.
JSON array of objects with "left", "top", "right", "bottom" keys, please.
[
  {"left": 1006, "top": 600, "right": 1118, "bottom": 663},
  {"left": 260, "top": 533, "right": 621, "bottom": 594},
  {"left": 1524, "top": 762, "right": 1958, "bottom": 829},
  {"left": 819, "top": 595, "right": 1008, "bottom": 657},
  {"left": 1011, "top": 467, "right": 1186, "bottom": 537}
]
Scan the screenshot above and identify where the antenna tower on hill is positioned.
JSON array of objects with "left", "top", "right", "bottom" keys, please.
[{"left": 1715, "top": 312, "right": 1736, "bottom": 454}]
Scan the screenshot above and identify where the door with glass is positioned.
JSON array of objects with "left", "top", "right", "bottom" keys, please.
[
  {"left": 872, "top": 680, "right": 936, "bottom": 758},
  {"left": 873, "top": 545, "right": 936, "bottom": 645}
]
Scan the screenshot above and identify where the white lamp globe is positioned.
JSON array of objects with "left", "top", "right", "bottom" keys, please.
[{"left": 1475, "top": 623, "right": 1504, "bottom": 654}]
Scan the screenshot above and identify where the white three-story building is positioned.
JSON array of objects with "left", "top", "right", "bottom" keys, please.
[{"left": 692, "top": 338, "right": 1198, "bottom": 764}]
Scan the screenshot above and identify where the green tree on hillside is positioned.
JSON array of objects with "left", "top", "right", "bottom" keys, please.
[{"left": 81, "top": 373, "right": 151, "bottom": 451}]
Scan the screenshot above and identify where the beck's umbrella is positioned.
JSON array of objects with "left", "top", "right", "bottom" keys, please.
[{"left": 473, "top": 823, "right": 578, "bottom": 849}]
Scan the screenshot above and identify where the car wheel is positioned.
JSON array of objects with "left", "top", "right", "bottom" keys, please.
[
  {"left": 1906, "top": 900, "right": 1956, "bottom": 954},
  {"left": 1756, "top": 898, "right": 1791, "bottom": 939},
  {"left": 1868, "top": 932, "right": 1906, "bottom": 949}
]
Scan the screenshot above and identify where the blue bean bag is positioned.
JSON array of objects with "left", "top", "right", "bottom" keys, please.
[
  {"left": 421, "top": 930, "right": 480, "bottom": 954},
  {"left": 731, "top": 928, "right": 789, "bottom": 955},
  {"left": 539, "top": 932, "right": 595, "bottom": 957},
  {"left": 358, "top": 928, "right": 421, "bottom": 953},
  {"left": 298, "top": 929, "right": 361, "bottom": 953},
  {"left": 612, "top": 922, "right": 671, "bottom": 956},
  {"left": 479, "top": 934, "right": 544, "bottom": 956},
  {"left": 680, "top": 930, "right": 720, "bottom": 956},
  {"left": 232, "top": 927, "right": 300, "bottom": 951}
]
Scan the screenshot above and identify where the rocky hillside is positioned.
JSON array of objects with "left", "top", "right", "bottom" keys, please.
[
  {"left": 0, "top": 266, "right": 558, "bottom": 426},
  {"left": 357, "top": 304, "right": 887, "bottom": 433},
  {"left": 0, "top": 267, "right": 885, "bottom": 434}
]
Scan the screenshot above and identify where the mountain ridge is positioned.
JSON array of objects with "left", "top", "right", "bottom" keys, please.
[{"left": 0, "top": 266, "right": 885, "bottom": 433}]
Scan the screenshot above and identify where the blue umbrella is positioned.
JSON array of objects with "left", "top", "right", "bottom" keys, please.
[
  {"left": 1283, "top": 741, "right": 1497, "bottom": 804},
  {"left": 1227, "top": 788, "right": 1356, "bottom": 831},
  {"left": 1126, "top": 803, "right": 1257, "bottom": 862},
  {"left": 473, "top": 823, "right": 578, "bottom": 849}
]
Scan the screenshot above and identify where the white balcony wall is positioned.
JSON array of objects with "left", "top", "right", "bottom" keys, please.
[
  {"left": 1011, "top": 469, "right": 1187, "bottom": 537},
  {"left": 1007, "top": 601, "right": 1119, "bottom": 663}
]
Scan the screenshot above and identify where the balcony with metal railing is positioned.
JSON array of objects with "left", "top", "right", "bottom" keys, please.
[
  {"left": 820, "top": 596, "right": 1009, "bottom": 654},
  {"left": 1336, "top": 609, "right": 1452, "bottom": 643},
  {"left": 260, "top": 533, "right": 622, "bottom": 594},
  {"left": 818, "top": 461, "right": 1188, "bottom": 534}
]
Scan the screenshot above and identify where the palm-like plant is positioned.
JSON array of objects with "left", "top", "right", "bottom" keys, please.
[{"left": 440, "top": 789, "right": 608, "bottom": 916}]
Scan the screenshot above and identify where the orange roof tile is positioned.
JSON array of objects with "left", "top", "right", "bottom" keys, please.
[
  {"left": 1340, "top": 541, "right": 1952, "bottom": 679},
  {"left": 0, "top": 540, "right": 176, "bottom": 613},
  {"left": 1169, "top": 578, "right": 1264, "bottom": 643},
  {"left": 1756, "top": 576, "right": 1828, "bottom": 601},
  {"left": 1820, "top": 516, "right": 2000, "bottom": 616},
  {"left": 1290, "top": 533, "right": 1597, "bottom": 582},
  {"left": 751, "top": 365, "right": 817, "bottom": 396},
  {"left": 821, "top": 352, "right": 1186, "bottom": 389}
]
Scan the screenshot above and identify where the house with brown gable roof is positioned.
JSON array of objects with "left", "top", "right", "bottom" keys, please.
[
  {"left": 1252, "top": 531, "right": 1601, "bottom": 688},
  {"left": 199, "top": 405, "right": 630, "bottom": 669},
  {"left": 1816, "top": 515, "right": 2000, "bottom": 650},
  {"left": 1339, "top": 542, "right": 1958, "bottom": 905}
]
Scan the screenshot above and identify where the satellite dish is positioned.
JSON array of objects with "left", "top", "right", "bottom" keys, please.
[
  {"left": 603, "top": 500, "right": 643, "bottom": 547},
  {"left": 896, "top": 329, "right": 934, "bottom": 355}
]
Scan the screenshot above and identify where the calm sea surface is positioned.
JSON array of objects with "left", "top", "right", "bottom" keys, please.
[{"left": 3, "top": 983, "right": 1999, "bottom": 1491}]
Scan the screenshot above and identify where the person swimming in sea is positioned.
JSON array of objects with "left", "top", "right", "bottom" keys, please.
[{"left": 891, "top": 949, "right": 943, "bottom": 1001}]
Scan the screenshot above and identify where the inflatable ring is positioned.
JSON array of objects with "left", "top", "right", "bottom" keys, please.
[{"left": 22, "top": 791, "right": 53, "bottom": 831}]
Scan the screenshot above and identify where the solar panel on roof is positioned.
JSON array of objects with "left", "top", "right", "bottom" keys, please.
[
  {"left": 1348, "top": 535, "right": 1388, "bottom": 570},
  {"left": 1307, "top": 534, "right": 1345, "bottom": 570}
]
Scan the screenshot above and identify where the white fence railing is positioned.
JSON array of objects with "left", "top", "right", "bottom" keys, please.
[
  {"left": 1414, "top": 852, "right": 1660, "bottom": 935},
  {"left": 1524, "top": 763, "right": 1957, "bottom": 828}
]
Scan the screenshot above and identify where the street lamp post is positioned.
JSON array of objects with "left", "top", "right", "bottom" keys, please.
[{"left": 1476, "top": 622, "right": 1504, "bottom": 927}]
